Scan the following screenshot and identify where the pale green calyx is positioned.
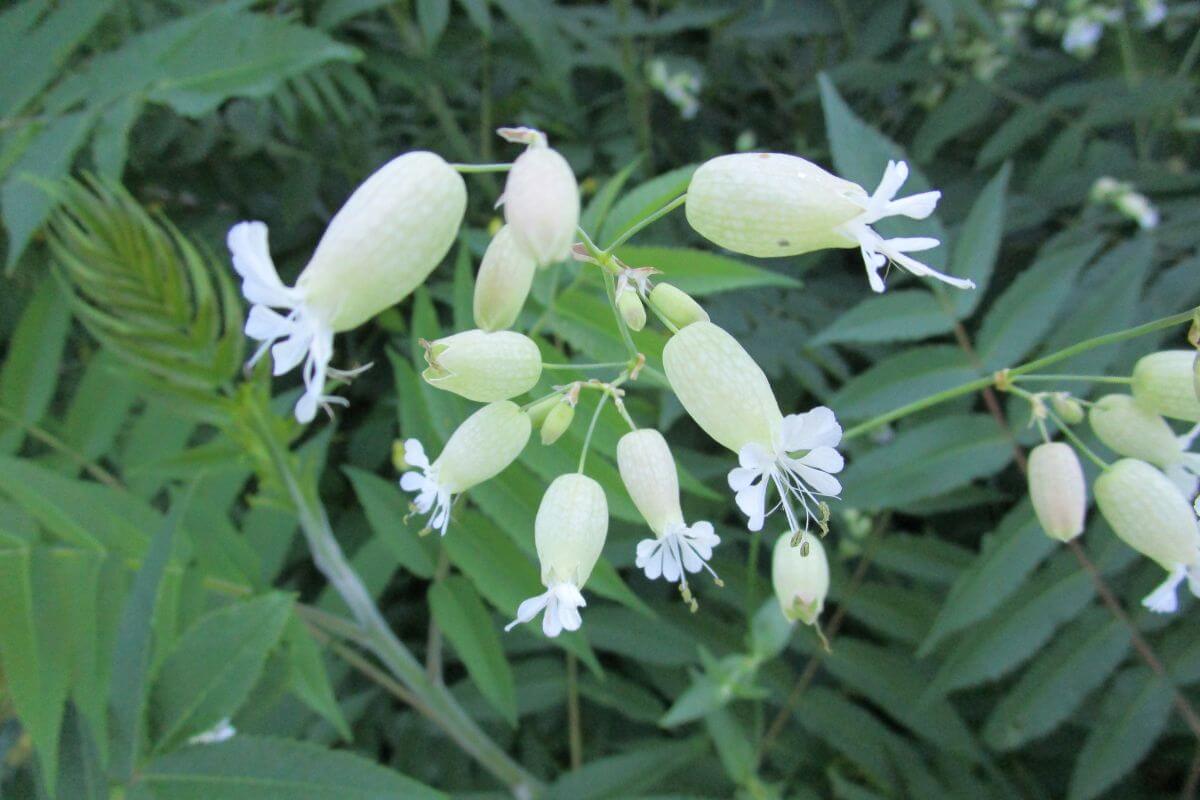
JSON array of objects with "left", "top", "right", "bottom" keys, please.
[
  {"left": 506, "top": 474, "right": 608, "bottom": 637},
  {"left": 1089, "top": 394, "right": 1185, "bottom": 468},
  {"left": 1132, "top": 350, "right": 1200, "bottom": 422},
  {"left": 400, "top": 401, "right": 532, "bottom": 535},
  {"left": 616, "top": 283, "right": 647, "bottom": 331},
  {"left": 1027, "top": 442, "right": 1086, "bottom": 542},
  {"left": 648, "top": 283, "right": 709, "bottom": 330},
  {"left": 473, "top": 225, "right": 537, "bottom": 331},
  {"left": 1094, "top": 458, "right": 1200, "bottom": 614},
  {"left": 229, "top": 151, "right": 466, "bottom": 422},
  {"left": 771, "top": 533, "right": 830, "bottom": 625},
  {"left": 540, "top": 400, "right": 576, "bottom": 445},
  {"left": 684, "top": 153, "right": 972, "bottom": 293},
  {"left": 422, "top": 329, "right": 542, "bottom": 402},
  {"left": 498, "top": 127, "right": 580, "bottom": 267}
]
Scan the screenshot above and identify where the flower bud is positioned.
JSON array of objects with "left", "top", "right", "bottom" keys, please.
[
  {"left": 229, "top": 151, "right": 467, "bottom": 421},
  {"left": 616, "top": 285, "right": 647, "bottom": 331},
  {"left": 1049, "top": 392, "right": 1085, "bottom": 425},
  {"left": 422, "top": 329, "right": 542, "bottom": 402},
  {"left": 617, "top": 429, "right": 685, "bottom": 536},
  {"left": 524, "top": 393, "right": 562, "bottom": 427},
  {"left": 1027, "top": 442, "right": 1086, "bottom": 542},
  {"left": 506, "top": 474, "right": 608, "bottom": 637},
  {"left": 684, "top": 154, "right": 970, "bottom": 293},
  {"left": 1132, "top": 350, "right": 1200, "bottom": 422},
  {"left": 1094, "top": 459, "right": 1200, "bottom": 613},
  {"left": 500, "top": 132, "right": 580, "bottom": 267},
  {"left": 648, "top": 283, "right": 709, "bottom": 330},
  {"left": 663, "top": 320, "right": 782, "bottom": 453},
  {"left": 540, "top": 400, "right": 576, "bottom": 445},
  {"left": 771, "top": 533, "right": 829, "bottom": 625},
  {"left": 1089, "top": 394, "right": 1182, "bottom": 467},
  {"left": 400, "top": 401, "right": 531, "bottom": 535},
  {"left": 473, "top": 225, "right": 537, "bottom": 331}
]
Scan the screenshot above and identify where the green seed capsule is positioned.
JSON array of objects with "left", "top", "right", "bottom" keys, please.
[
  {"left": 1094, "top": 459, "right": 1200, "bottom": 570},
  {"left": 1132, "top": 350, "right": 1200, "bottom": 422},
  {"left": 617, "top": 286, "right": 647, "bottom": 332},
  {"left": 1049, "top": 393, "right": 1085, "bottom": 425},
  {"left": 1089, "top": 394, "right": 1182, "bottom": 468},
  {"left": 540, "top": 400, "right": 576, "bottom": 445}
]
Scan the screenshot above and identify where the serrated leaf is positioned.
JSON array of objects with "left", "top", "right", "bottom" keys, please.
[
  {"left": 149, "top": 592, "right": 292, "bottom": 751},
  {"left": 136, "top": 735, "right": 444, "bottom": 799},
  {"left": 815, "top": 290, "right": 952, "bottom": 346},
  {"left": 840, "top": 414, "right": 1012, "bottom": 510},
  {"left": 831, "top": 346, "right": 975, "bottom": 420},
  {"left": 613, "top": 245, "right": 799, "bottom": 296},
  {"left": 428, "top": 575, "right": 518, "bottom": 726}
]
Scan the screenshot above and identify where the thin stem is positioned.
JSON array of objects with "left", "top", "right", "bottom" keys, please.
[
  {"left": 577, "top": 392, "right": 611, "bottom": 473},
  {"left": 602, "top": 269, "right": 640, "bottom": 360},
  {"left": 0, "top": 404, "right": 125, "bottom": 490},
  {"left": 1048, "top": 408, "right": 1109, "bottom": 469},
  {"left": 451, "top": 162, "right": 512, "bottom": 174},
  {"left": 601, "top": 193, "right": 687, "bottom": 254},
  {"left": 542, "top": 361, "right": 629, "bottom": 371},
  {"left": 566, "top": 653, "right": 583, "bottom": 770},
  {"left": 1014, "top": 374, "right": 1133, "bottom": 385},
  {"left": 426, "top": 548, "right": 451, "bottom": 685},
  {"left": 844, "top": 377, "right": 993, "bottom": 441}
]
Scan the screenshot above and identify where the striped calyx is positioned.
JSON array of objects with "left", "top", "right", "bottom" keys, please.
[
  {"left": 1132, "top": 350, "right": 1200, "bottom": 422},
  {"left": 1027, "top": 442, "right": 1086, "bottom": 542},
  {"left": 499, "top": 128, "right": 580, "bottom": 267},
  {"left": 422, "top": 329, "right": 542, "bottom": 402},
  {"left": 772, "top": 533, "right": 830, "bottom": 625},
  {"left": 473, "top": 225, "right": 537, "bottom": 331},
  {"left": 1088, "top": 394, "right": 1182, "bottom": 467}
]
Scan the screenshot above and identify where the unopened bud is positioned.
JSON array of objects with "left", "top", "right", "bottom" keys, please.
[
  {"left": 500, "top": 132, "right": 580, "bottom": 267},
  {"left": 663, "top": 320, "right": 782, "bottom": 453},
  {"left": 1094, "top": 459, "right": 1200, "bottom": 571},
  {"left": 1027, "top": 442, "right": 1086, "bottom": 541},
  {"left": 771, "top": 532, "right": 829, "bottom": 626},
  {"left": 617, "top": 429, "right": 684, "bottom": 535},
  {"left": 473, "top": 225, "right": 537, "bottom": 331},
  {"left": 1132, "top": 350, "right": 1200, "bottom": 422},
  {"left": 540, "top": 400, "right": 576, "bottom": 445},
  {"left": 524, "top": 393, "right": 562, "bottom": 427},
  {"left": 648, "top": 283, "right": 709, "bottom": 330},
  {"left": 1049, "top": 392, "right": 1085, "bottom": 425},
  {"left": 422, "top": 329, "right": 542, "bottom": 402},
  {"left": 616, "top": 285, "right": 647, "bottom": 331},
  {"left": 1089, "top": 394, "right": 1182, "bottom": 468}
]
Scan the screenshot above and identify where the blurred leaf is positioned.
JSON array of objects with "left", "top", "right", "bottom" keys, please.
[
  {"left": 417, "top": 0, "right": 451, "bottom": 49},
  {"left": 615, "top": 245, "right": 800, "bottom": 295},
  {"left": 282, "top": 616, "right": 351, "bottom": 740},
  {"left": 599, "top": 165, "right": 696, "bottom": 247},
  {"left": 343, "top": 466, "right": 437, "bottom": 579},
  {"left": 135, "top": 735, "right": 444, "bottom": 799},
  {"left": 831, "top": 346, "right": 975, "bottom": 420},
  {"left": 949, "top": 163, "right": 1010, "bottom": 317},
  {"left": 0, "top": 277, "right": 72, "bottom": 453},
  {"left": 704, "top": 706, "right": 755, "bottom": 786},
  {"left": 429, "top": 575, "right": 518, "bottom": 726},
  {"left": 544, "top": 737, "right": 708, "bottom": 799},
  {"left": 815, "top": 290, "right": 952, "bottom": 346}
]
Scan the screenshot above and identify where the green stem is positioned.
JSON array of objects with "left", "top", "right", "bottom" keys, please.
[
  {"left": 566, "top": 653, "right": 583, "bottom": 770},
  {"left": 602, "top": 193, "right": 686, "bottom": 254},
  {"left": 1049, "top": 408, "right": 1110, "bottom": 470},
  {"left": 451, "top": 162, "right": 513, "bottom": 173},
  {"left": 602, "top": 269, "right": 640, "bottom": 360},
  {"left": 844, "top": 309, "right": 1195, "bottom": 441},
  {"left": 1013, "top": 374, "right": 1133, "bottom": 385},
  {"left": 542, "top": 361, "right": 629, "bottom": 371},
  {"left": 578, "top": 392, "right": 611, "bottom": 473},
  {"left": 247, "top": 404, "right": 541, "bottom": 798}
]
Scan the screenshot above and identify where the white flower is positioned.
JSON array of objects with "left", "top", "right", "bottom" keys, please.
[
  {"left": 727, "top": 407, "right": 844, "bottom": 534},
  {"left": 187, "top": 718, "right": 236, "bottom": 745},
  {"left": 1062, "top": 16, "right": 1105, "bottom": 56},
  {"left": 636, "top": 521, "right": 721, "bottom": 583},
  {"left": 505, "top": 582, "right": 587, "bottom": 637},
  {"left": 399, "top": 439, "right": 454, "bottom": 536},
  {"left": 834, "top": 160, "right": 970, "bottom": 293}
]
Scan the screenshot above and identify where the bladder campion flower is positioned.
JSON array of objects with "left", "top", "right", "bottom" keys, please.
[
  {"left": 506, "top": 474, "right": 608, "bottom": 637},
  {"left": 1094, "top": 458, "right": 1200, "bottom": 614},
  {"left": 473, "top": 225, "right": 537, "bottom": 331},
  {"left": 617, "top": 429, "right": 721, "bottom": 591},
  {"left": 400, "top": 401, "right": 531, "bottom": 535},
  {"left": 421, "top": 329, "right": 542, "bottom": 402},
  {"left": 663, "top": 321, "right": 843, "bottom": 536},
  {"left": 497, "top": 127, "right": 580, "bottom": 267},
  {"left": 1132, "top": 350, "right": 1200, "bottom": 422},
  {"left": 685, "top": 153, "right": 972, "bottom": 293},
  {"left": 771, "top": 532, "right": 830, "bottom": 626},
  {"left": 229, "top": 151, "right": 466, "bottom": 422},
  {"left": 1027, "top": 442, "right": 1087, "bottom": 542}
]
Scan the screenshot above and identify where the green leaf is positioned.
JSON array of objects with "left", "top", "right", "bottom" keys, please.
[
  {"left": 1066, "top": 667, "right": 1174, "bottom": 800},
  {"left": 149, "top": 592, "right": 293, "bottom": 751},
  {"left": 55, "top": 702, "right": 106, "bottom": 800},
  {"left": 949, "top": 163, "right": 1010, "bottom": 318},
  {"left": 281, "top": 616, "right": 351, "bottom": 740},
  {"left": 919, "top": 502, "right": 1055, "bottom": 654},
  {"left": 428, "top": 575, "right": 518, "bottom": 726},
  {"left": 135, "top": 735, "right": 445, "bottom": 799},
  {"left": 830, "top": 346, "right": 975, "bottom": 420},
  {"left": 343, "top": 466, "right": 437, "bottom": 579},
  {"left": 109, "top": 494, "right": 190, "bottom": 783},
  {"left": 0, "top": 277, "right": 72, "bottom": 453},
  {"left": 598, "top": 165, "right": 696, "bottom": 247},
  {"left": 456, "top": 0, "right": 492, "bottom": 36},
  {"left": 840, "top": 414, "right": 1012, "bottom": 511},
  {"left": 417, "top": 0, "right": 451, "bottom": 48},
  {"left": 794, "top": 687, "right": 902, "bottom": 792},
  {"left": 815, "top": 290, "right": 953, "bottom": 346},
  {"left": 544, "top": 737, "right": 708, "bottom": 799},
  {"left": 983, "top": 610, "right": 1129, "bottom": 751},
  {"left": 613, "top": 245, "right": 800, "bottom": 296},
  {"left": 704, "top": 707, "right": 755, "bottom": 786},
  {"left": 976, "top": 240, "right": 1102, "bottom": 369}
]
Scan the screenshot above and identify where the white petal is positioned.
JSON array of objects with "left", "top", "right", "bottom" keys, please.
[
  {"left": 795, "top": 464, "right": 842, "bottom": 497},
  {"left": 782, "top": 407, "right": 842, "bottom": 451},
  {"left": 887, "top": 191, "right": 940, "bottom": 220},
  {"left": 399, "top": 472, "right": 426, "bottom": 492},
  {"left": 728, "top": 465, "right": 761, "bottom": 493},
  {"left": 404, "top": 439, "right": 431, "bottom": 470},
  {"left": 271, "top": 333, "right": 311, "bottom": 376},
  {"left": 505, "top": 591, "right": 550, "bottom": 631},
  {"left": 797, "top": 446, "right": 844, "bottom": 474},
  {"left": 735, "top": 482, "right": 768, "bottom": 526},
  {"left": 244, "top": 305, "right": 291, "bottom": 341}
]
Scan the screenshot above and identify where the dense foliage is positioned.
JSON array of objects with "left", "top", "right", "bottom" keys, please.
[{"left": 2, "top": 1, "right": 1200, "bottom": 799}]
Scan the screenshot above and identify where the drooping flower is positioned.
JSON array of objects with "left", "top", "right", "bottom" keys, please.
[
  {"left": 1131, "top": 350, "right": 1200, "bottom": 422},
  {"left": 497, "top": 127, "right": 580, "bottom": 267},
  {"left": 473, "top": 225, "right": 537, "bottom": 331},
  {"left": 421, "top": 329, "right": 542, "bottom": 402},
  {"left": 647, "top": 283, "right": 709, "bottom": 330},
  {"left": 663, "top": 321, "right": 844, "bottom": 536},
  {"left": 684, "top": 153, "right": 972, "bottom": 293},
  {"left": 771, "top": 533, "right": 830, "bottom": 626},
  {"left": 617, "top": 429, "right": 721, "bottom": 592},
  {"left": 229, "top": 151, "right": 466, "bottom": 422},
  {"left": 1089, "top": 394, "right": 1200, "bottom": 496},
  {"left": 1027, "top": 442, "right": 1087, "bottom": 542},
  {"left": 506, "top": 474, "right": 608, "bottom": 637},
  {"left": 400, "top": 401, "right": 531, "bottom": 535},
  {"left": 1094, "top": 458, "right": 1200, "bottom": 614}
]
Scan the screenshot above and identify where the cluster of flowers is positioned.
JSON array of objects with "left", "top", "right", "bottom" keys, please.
[
  {"left": 1024, "top": 349, "right": 1200, "bottom": 613},
  {"left": 226, "top": 124, "right": 992, "bottom": 637}
]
